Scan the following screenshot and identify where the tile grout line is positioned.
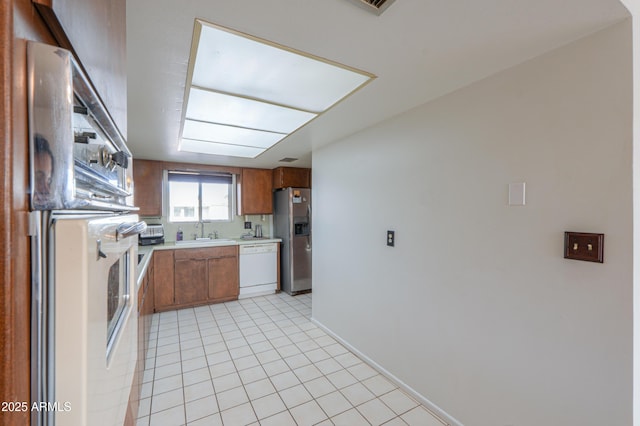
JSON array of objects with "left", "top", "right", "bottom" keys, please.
[
  {"left": 187, "top": 303, "right": 221, "bottom": 424},
  {"left": 226, "top": 298, "right": 279, "bottom": 424},
  {"left": 140, "top": 293, "right": 433, "bottom": 426},
  {"left": 220, "top": 294, "right": 308, "bottom": 424},
  {"left": 228, "top": 295, "right": 298, "bottom": 424}
]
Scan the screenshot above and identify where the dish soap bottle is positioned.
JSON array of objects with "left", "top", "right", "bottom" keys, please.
[{"left": 176, "top": 227, "right": 183, "bottom": 241}]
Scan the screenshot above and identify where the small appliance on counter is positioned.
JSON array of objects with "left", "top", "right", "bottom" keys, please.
[{"left": 139, "top": 223, "right": 165, "bottom": 245}]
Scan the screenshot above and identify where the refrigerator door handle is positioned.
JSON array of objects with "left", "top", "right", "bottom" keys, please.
[{"left": 306, "top": 204, "right": 312, "bottom": 251}]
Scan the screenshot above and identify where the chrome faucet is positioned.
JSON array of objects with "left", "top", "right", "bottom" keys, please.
[
  {"left": 194, "top": 222, "right": 219, "bottom": 239},
  {"left": 194, "top": 221, "right": 206, "bottom": 239}
]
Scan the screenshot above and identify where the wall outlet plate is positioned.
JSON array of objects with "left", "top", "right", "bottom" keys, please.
[
  {"left": 387, "top": 230, "right": 395, "bottom": 247},
  {"left": 564, "top": 232, "right": 604, "bottom": 263},
  {"left": 244, "top": 221, "right": 252, "bottom": 229}
]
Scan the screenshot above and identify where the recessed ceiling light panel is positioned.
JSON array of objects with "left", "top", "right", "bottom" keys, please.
[
  {"left": 179, "top": 20, "right": 375, "bottom": 158},
  {"left": 192, "top": 25, "right": 372, "bottom": 112},
  {"left": 183, "top": 119, "right": 286, "bottom": 148},
  {"left": 186, "top": 88, "right": 317, "bottom": 134},
  {"left": 180, "top": 139, "right": 265, "bottom": 158}
]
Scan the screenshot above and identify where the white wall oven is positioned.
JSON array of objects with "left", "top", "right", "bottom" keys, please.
[
  {"left": 51, "top": 214, "right": 142, "bottom": 426},
  {"left": 28, "top": 41, "right": 145, "bottom": 426}
]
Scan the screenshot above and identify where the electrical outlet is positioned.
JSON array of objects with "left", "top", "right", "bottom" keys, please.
[
  {"left": 244, "top": 221, "right": 252, "bottom": 229},
  {"left": 387, "top": 230, "right": 395, "bottom": 247}
]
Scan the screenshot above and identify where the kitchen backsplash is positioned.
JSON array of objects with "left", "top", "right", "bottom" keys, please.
[{"left": 141, "top": 214, "right": 273, "bottom": 242}]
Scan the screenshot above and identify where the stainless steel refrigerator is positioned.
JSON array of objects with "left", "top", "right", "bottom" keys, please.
[{"left": 274, "top": 188, "right": 312, "bottom": 295}]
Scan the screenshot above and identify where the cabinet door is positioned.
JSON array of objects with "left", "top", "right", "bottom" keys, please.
[
  {"left": 144, "top": 261, "right": 155, "bottom": 360},
  {"left": 153, "top": 250, "right": 175, "bottom": 310},
  {"left": 238, "top": 168, "right": 273, "bottom": 215},
  {"left": 208, "top": 256, "right": 239, "bottom": 301},
  {"left": 273, "top": 167, "right": 311, "bottom": 189},
  {"left": 134, "top": 293, "right": 144, "bottom": 418},
  {"left": 175, "top": 259, "right": 208, "bottom": 305},
  {"left": 32, "top": 0, "right": 127, "bottom": 136},
  {"left": 146, "top": 260, "right": 155, "bottom": 314},
  {"left": 133, "top": 160, "right": 163, "bottom": 217}
]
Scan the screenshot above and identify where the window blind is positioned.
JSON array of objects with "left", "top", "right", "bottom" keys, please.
[{"left": 167, "top": 171, "right": 233, "bottom": 184}]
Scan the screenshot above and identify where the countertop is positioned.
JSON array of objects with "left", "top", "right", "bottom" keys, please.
[{"left": 135, "top": 237, "right": 281, "bottom": 289}]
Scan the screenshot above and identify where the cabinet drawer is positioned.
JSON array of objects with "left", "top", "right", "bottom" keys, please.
[
  {"left": 174, "top": 245, "right": 238, "bottom": 260},
  {"left": 175, "top": 248, "right": 212, "bottom": 260},
  {"left": 211, "top": 246, "right": 238, "bottom": 258}
]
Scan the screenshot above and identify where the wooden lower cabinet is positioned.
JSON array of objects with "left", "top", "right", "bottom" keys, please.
[
  {"left": 175, "top": 258, "right": 208, "bottom": 305},
  {"left": 143, "top": 260, "right": 155, "bottom": 356},
  {"left": 208, "top": 255, "right": 239, "bottom": 302},
  {"left": 153, "top": 245, "right": 239, "bottom": 311},
  {"left": 128, "top": 255, "right": 155, "bottom": 424},
  {"left": 154, "top": 250, "right": 175, "bottom": 310}
]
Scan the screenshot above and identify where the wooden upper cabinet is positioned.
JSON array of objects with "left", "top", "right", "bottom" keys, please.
[
  {"left": 133, "top": 159, "right": 163, "bottom": 217},
  {"left": 238, "top": 168, "right": 273, "bottom": 215},
  {"left": 32, "top": 0, "right": 127, "bottom": 137},
  {"left": 273, "top": 167, "right": 311, "bottom": 189}
]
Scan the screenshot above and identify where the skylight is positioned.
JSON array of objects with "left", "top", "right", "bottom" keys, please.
[{"left": 179, "top": 20, "right": 375, "bottom": 158}]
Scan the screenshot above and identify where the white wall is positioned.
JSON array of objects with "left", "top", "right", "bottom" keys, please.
[
  {"left": 312, "top": 21, "right": 632, "bottom": 426},
  {"left": 617, "top": 3, "right": 640, "bottom": 426}
]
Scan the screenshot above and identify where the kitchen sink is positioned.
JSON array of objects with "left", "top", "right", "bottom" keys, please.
[{"left": 174, "top": 238, "right": 235, "bottom": 245}]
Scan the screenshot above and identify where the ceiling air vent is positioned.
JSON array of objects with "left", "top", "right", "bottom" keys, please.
[
  {"left": 279, "top": 157, "right": 299, "bottom": 163},
  {"left": 345, "top": 0, "right": 396, "bottom": 15}
]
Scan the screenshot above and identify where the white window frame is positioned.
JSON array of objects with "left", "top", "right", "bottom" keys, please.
[{"left": 163, "top": 170, "right": 236, "bottom": 223}]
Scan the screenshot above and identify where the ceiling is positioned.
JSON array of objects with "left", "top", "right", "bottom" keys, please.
[{"left": 126, "top": 0, "right": 629, "bottom": 169}]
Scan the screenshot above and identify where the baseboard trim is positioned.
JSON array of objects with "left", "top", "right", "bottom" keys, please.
[{"left": 310, "top": 317, "right": 464, "bottom": 426}]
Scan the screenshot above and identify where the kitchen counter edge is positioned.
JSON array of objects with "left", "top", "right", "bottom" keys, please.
[{"left": 136, "top": 238, "right": 282, "bottom": 288}]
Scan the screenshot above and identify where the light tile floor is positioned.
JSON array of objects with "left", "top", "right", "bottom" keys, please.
[{"left": 136, "top": 293, "right": 445, "bottom": 426}]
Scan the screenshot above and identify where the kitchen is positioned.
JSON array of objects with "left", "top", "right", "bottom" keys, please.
[
  {"left": 135, "top": 164, "right": 313, "bottom": 304},
  {"left": 1, "top": 1, "right": 638, "bottom": 426}
]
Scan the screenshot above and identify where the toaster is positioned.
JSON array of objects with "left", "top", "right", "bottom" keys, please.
[{"left": 139, "top": 223, "right": 165, "bottom": 245}]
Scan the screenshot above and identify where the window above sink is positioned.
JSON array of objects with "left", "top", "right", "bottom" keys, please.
[{"left": 166, "top": 171, "right": 235, "bottom": 223}]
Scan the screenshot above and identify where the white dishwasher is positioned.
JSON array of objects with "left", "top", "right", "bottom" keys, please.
[{"left": 239, "top": 243, "right": 278, "bottom": 298}]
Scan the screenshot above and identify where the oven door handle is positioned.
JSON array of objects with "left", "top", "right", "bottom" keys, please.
[{"left": 116, "top": 221, "right": 147, "bottom": 241}]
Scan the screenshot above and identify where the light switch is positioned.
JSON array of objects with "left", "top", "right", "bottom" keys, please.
[
  {"left": 564, "top": 232, "right": 604, "bottom": 263},
  {"left": 508, "top": 182, "right": 526, "bottom": 206}
]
